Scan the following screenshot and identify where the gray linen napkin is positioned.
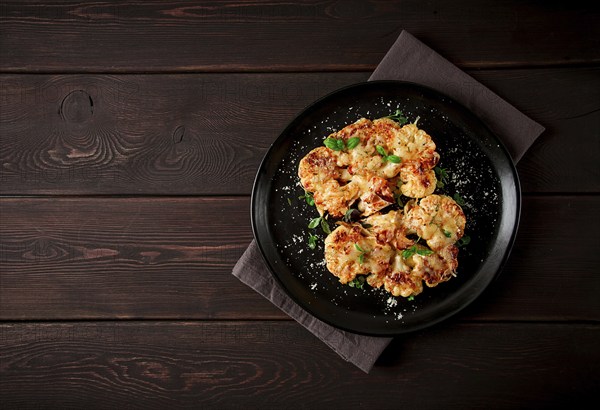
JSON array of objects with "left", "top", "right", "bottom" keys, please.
[
  {"left": 232, "top": 30, "right": 545, "bottom": 373},
  {"left": 371, "top": 31, "right": 545, "bottom": 162}
]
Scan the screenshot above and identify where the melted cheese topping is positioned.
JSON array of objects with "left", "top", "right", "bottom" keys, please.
[
  {"left": 299, "top": 117, "right": 466, "bottom": 299},
  {"left": 404, "top": 195, "right": 466, "bottom": 251},
  {"left": 325, "top": 207, "right": 458, "bottom": 297},
  {"left": 298, "top": 118, "right": 439, "bottom": 217},
  {"left": 324, "top": 224, "right": 394, "bottom": 284}
]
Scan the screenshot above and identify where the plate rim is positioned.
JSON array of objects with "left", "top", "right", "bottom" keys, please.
[{"left": 251, "top": 80, "right": 521, "bottom": 336}]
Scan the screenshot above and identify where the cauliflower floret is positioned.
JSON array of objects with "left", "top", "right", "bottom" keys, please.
[
  {"left": 399, "top": 161, "right": 437, "bottom": 198},
  {"left": 324, "top": 224, "right": 394, "bottom": 284},
  {"left": 404, "top": 195, "right": 466, "bottom": 251},
  {"left": 413, "top": 245, "right": 459, "bottom": 287},
  {"left": 298, "top": 147, "right": 358, "bottom": 217},
  {"left": 300, "top": 117, "right": 466, "bottom": 299},
  {"left": 353, "top": 174, "right": 395, "bottom": 216},
  {"left": 362, "top": 210, "right": 414, "bottom": 250},
  {"left": 299, "top": 118, "right": 441, "bottom": 219}
]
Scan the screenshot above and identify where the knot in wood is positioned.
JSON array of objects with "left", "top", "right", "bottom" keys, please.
[{"left": 60, "top": 90, "right": 94, "bottom": 123}]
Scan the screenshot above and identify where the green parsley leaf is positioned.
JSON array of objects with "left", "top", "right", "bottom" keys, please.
[
  {"left": 394, "top": 193, "right": 404, "bottom": 207},
  {"left": 457, "top": 235, "right": 471, "bottom": 248},
  {"left": 308, "top": 234, "right": 317, "bottom": 250},
  {"left": 385, "top": 109, "right": 408, "bottom": 125},
  {"left": 320, "top": 217, "right": 331, "bottom": 234},
  {"left": 323, "top": 137, "right": 337, "bottom": 150},
  {"left": 324, "top": 137, "right": 345, "bottom": 151},
  {"left": 443, "top": 229, "right": 452, "bottom": 238},
  {"left": 434, "top": 166, "right": 449, "bottom": 183},
  {"left": 298, "top": 190, "right": 315, "bottom": 206},
  {"left": 346, "top": 137, "right": 360, "bottom": 150},
  {"left": 308, "top": 216, "right": 321, "bottom": 229},
  {"left": 354, "top": 243, "right": 369, "bottom": 264},
  {"left": 407, "top": 295, "right": 415, "bottom": 301},
  {"left": 416, "top": 248, "right": 434, "bottom": 256},
  {"left": 402, "top": 245, "right": 434, "bottom": 259},
  {"left": 343, "top": 208, "right": 355, "bottom": 223},
  {"left": 434, "top": 167, "right": 449, "bottom": 189},
  {"left": 453, "top": 193, "right": 466, "bottom": 206},
  {"left": 348, "top": 276, "right": 366, "bottom": 289},
  {"left": 401, "top": 247, "right": 416, "bottom": 259},
  {"left": 376, "top": 145, "right": 402, "bottom": 163},
  {"left": 387, "top": 155, "right": 401, "bottom": 164}
]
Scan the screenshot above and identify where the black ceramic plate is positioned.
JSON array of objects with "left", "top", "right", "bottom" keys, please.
[{"left": 251, "top": 81, "right": 520, "bottom": 336}]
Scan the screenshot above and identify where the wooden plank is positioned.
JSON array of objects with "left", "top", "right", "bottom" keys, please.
[
  {"left": 0, "top": 321, "right": 597, "bottom": 408},
  {"left": 1, "top": 68, "right": 599, "bottom": 195},
  {"left": 1, "top": 1, "right": 598, "bottom": 72},
  {"left": 1, "top": 196, "right": 598, "bottom": 321},
  {"left": 0, "top": 72, "right": 367, "bottom": 195},
  {"left": 461, "top": 195, "right": 600, "bottom": 321},
  {"left": 0, "top": 196, "right": 280, "bottom": 320},
  {"left": 470, "top": 68, "right": 600, "bottom": 194}
]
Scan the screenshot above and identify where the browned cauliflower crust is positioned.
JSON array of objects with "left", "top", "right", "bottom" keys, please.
[
  {"left": 299, "top": 117, "right": 466, "bottom": 299},
  {"left": 298, "top": 118, "right": 439, "bottom": 217},
  {"left": 324, "top": 197, "right": 464, "bottom": 298},
  {"left": 404, "top": 195, "right": 466, "bottom": 251}
]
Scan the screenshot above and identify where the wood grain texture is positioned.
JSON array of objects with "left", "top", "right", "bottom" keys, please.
[
  {"left": 1, "top": 1, "right": 598, "bottom": 405},
  {"left": 1, "top": 196, "right": 598, "bottom": 321},
  {"left": 1, "top": 68, "right": 599, "bottom": 195},
  {"left": 0, "top": 196, "right": 276, "bottom": 320},
  {"left": 1, "top": 1, "right": 598, "bottom": 72},
  {"left": 1, "top": 321, "right": 597, "bottom": 408},
  {"left": 470, "top": 68, "right": 600, "bottom": 194},
  {"left": 0, "top": 72, "right": 367, "bottom": 195}
]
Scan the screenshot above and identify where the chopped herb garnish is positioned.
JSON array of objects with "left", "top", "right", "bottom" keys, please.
[
  {"left": 457, "top": 235, "right": 471, "bottom": 248},
  {"left": 287, "top": 198, "right": 292, "bottom": 206},
  {"left": 443, "top": 229, "right": 452, "bottom": 238},
  {"left": 308, "top": 233, "right": 318, "bottom": 249},
  {"left": 308, "top": 217, "right": 321, "bottom": 229},
  {"left": 320, "top": 217, "right": 331, "bottom": 234},
  {"left": 298, "top": 190, "right": 315, "bottom": 206},
  {"left": 394, "top": 193, "right": 404, "bottom": 207},
  {"left": 387, "top": 155, "right": 401, "bottom": 164},
  {"left": 385, "top": 109, "right": 408, "bottom": 125},
  {"left": 346, "top": 136, "right": 360, "bottom": 150},
  {"left": 343, "top": 208, "right": 356, "bottom": 223},
  {"left": 453, "top": 193, "right": 466, "bottom": 206},
  {"left": 407, "top": 295, "right": 415, "bottom": 301},
  {"left": 308, "top": 215, "right": 330, "bottom": 234},
  {"left": 376, "top": 145, "right": 402, "bottom": 164},
  {"left": 348, "top": 276, "right": 366, "bottom": 289},
  {"left": 434, "top": 167, "right": 449, "bottom": 189},
  {"left": 402, "top": 245, "right": 434, "bottom": 259},
  {"left": 324, "top": 137, "right": 345, "bottom": 151},
  {"left": 354, "top": 243, "right": 369, "bottom": 264}
]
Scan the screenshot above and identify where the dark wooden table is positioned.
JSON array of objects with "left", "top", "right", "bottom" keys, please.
[{"left": 1, "top": 1, "right": 599, "bottom": 408}]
